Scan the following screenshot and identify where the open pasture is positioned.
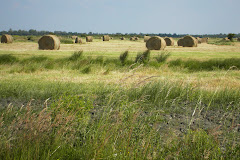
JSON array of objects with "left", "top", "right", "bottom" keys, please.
[{"left": 0, "top": 37, "right": 240, "bottom": 159}]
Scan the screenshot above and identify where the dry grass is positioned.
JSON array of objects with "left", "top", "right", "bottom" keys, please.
[
  {"left": 1, "top": 41, "right": 240, "bottom": 61},
  {"left": 1, "top": 39, "right": 240, "bottom": 91},
  {"left": 1, "top": 39, "right": 239, "bottom": 53}
]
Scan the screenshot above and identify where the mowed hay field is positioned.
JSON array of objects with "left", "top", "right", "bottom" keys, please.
[{"left": 1, "top": 36, "right": 240, "bottom": 159}]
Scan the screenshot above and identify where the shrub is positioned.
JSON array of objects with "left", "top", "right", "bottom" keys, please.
[{"left": 227, "top": 33, "right": 236, "bottom": 42}]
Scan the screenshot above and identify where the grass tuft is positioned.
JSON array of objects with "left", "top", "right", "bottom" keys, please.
[
  {"left": 69, "top": 50, "right": 84, "bottom": 61},
  {"left": 81, "top": 65, "right": 91, "bottom": 74},
  {"left": 119, "top": 51, "right": 129, "bottom": 65},
  {"left": 169, "top": 58, "right": 240, "bottom": 71},
  {"left": 155, "top": 51, "right": 171, "bottom": 63},
  {"left": 0, "top": 54, "right": 18, "bottom": 64},
  {"left": 135, "top": 50, "right": 151, "bottom": 64}
]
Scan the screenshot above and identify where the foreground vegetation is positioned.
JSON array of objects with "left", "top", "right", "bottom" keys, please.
[
  {"left": 1, "top": 79, "right": 240, "bottom": 159},
  {"left": 0, "top": 39, "right": 240, "bottom": 159}
]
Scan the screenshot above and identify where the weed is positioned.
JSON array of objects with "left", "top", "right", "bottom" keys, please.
[
  {"left": 81, "top": 65, "right": 91, "bottom": 74},
  {"left": 94, "top": 56, "right": 104, "bottom": 65},
  {"left": 155, "top": 51, "right": 171, "bottom": 63},
  {"left": 0, "top": 54, "right": 18, "bottom": 64},
  {"left": 169, "top": 58, "right": 240, "bottom": 71},
  {"left": 135, "top": 50, "right": 151, "bottom": 64},
  {"left": 69, "top": 50, "right": 84, "bottom": 61},
  {"left": 119, "top": 51, "right": 129, "bottom": 65}
]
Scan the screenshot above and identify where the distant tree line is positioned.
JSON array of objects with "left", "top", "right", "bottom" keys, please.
[{"left": 0, "top": 29, "right": 239, "bottom": 38}]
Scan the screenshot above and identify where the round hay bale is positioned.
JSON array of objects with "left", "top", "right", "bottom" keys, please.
[
  {"left": 135, "top": 37, "right": 139, "bottom": 40},
  {"left": 182, "top": 35, "right": 198, "bottom": 47},
  {"left": 223, "top": 37, "right": 230, "bottom": 41},
  {"left": 164, "top": 37, "right": 174, "bottom": 46},
  {"left": 75, "top": 37, "right": 83, "bottom": 44},
  {"left": 71, "top": 36, "right": 77, "bottom": 39},
  {"left": 144, "top": 36, "right": 151, "bottom": 42},
  {"left": 86, "top": 36, "right": 93, "bottom": 42},
  {"left": 146, "top": 36, "right": 166, "bottom": 50},
  {"left": 237, "top": 38, "right": 240, "bottom": 42},
  {"left": 196, "top": 37, "right": 202, "bottom": 44},
  {"left": 130, "top": 37, "right": 135, "bottom": 41},
  {"left": 1, "top": 34, "right": 13, "bottom": 43},
  {"left": 177, "top": 38, "right": 184, "bottom": 46},
  {"left": 103, "top": 35, "right": 110, "bottom": 41},
  {"left": 201, "top": 37, "right": 209, "bottom": 43},
  {"left": 38, "top": 35, "right": 60, "bottom": 50},
  {"left": 120, "top": 37, "right": 125, "bottom": 40}
]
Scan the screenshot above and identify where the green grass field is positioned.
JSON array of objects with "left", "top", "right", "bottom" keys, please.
[{"left": 0, "top": 37, "right": 240, "bottom": 159}]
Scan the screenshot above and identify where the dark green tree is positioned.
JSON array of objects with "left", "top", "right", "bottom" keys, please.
[{"left": 227, "top": 33, "right": 235, "bottom": 41}]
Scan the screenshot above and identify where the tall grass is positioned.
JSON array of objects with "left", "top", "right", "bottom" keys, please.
[
  {"left": 155, "top": 51, "right": 171, "bottom": 63},
  {"left": 68, "top": 50, "right": 83, "bottom": 61},
  {"left": 119, "top": 50, "right": 129, "bottom": 65},
  {"left": 1, "top": 50, "right": 172, "bottom": 74},
  {"left": 0, "top": 80, "right": 240, "bottom": 159},
  {"left": 208, "top": 40, "right": 233, "bottom": 46},
  {"left": 0, "top": 54, "right": 18, "bottom": 64},
  {"left": 135, "top": 50, "right": 151, "bottom": 64},
  {"left": 169, "top": 58, "right": 240, "bottom": 71}
]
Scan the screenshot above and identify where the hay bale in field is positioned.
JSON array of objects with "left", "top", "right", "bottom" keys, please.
[
  {"left": 120, "top": 37, "right": 125, "bottom": 40},
  {"left": 71, "top": 36, "right": 77, "bottom": 39},
  {"left": 38, "top": 35, "right": 60, "bottom": 50},
  {"left": 222, "top": 37, "right": 230, "bottom": 41},
  {"left": 130, "top": 37, "right": 135, "bottom": 41},
  {"left": 1, "top": 34, "right": 13, "bottom": 43},
  {"left": 103, "top": 35, "right": 110, "bottom": 41},
  {"left": 182, "top": 35, "right": 198, "bottom": 47},
  {"left": 75, "top": 37, "right": 83, "bottom": 44},
  {"left": 146, "top": 36, "right": 166, "bottom": 50},
  {"left": 135, "top": 37, "right": 139, "bottom": 40},
  {"left": 144, "top": 36, "right": 151, "bottom": 42},
  {"left": 177, "top": 38, "right": 184, "bottom": 46},
  {"left": 86, "top": 36, "right": 93, "bottom": 42},
  {"left": 201, "top": 37, "right": 209, "bottom": 43},
  {"left": 164, "top": 37, "right": 174, "bottom": 46},
  {"left": 196, "top": 37, "right": 202, "bottom": 44}
]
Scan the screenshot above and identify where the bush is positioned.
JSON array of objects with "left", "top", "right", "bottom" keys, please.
[{"left": 228, "top": 33, "right": 236, "bottom": 42}]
